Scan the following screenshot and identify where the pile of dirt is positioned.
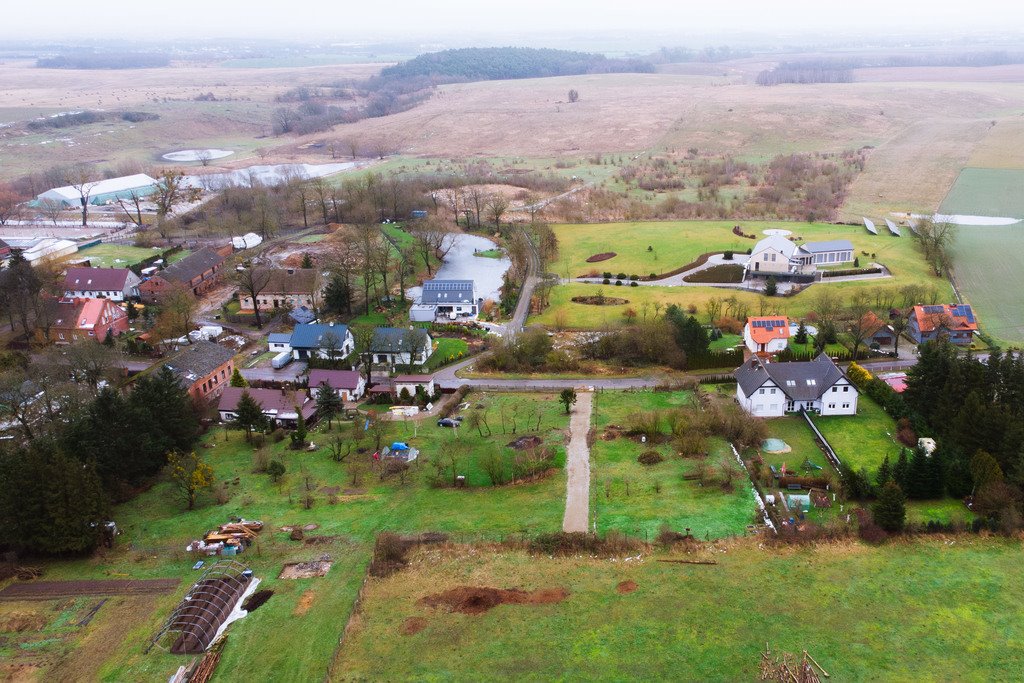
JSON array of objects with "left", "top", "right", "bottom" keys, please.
[
  {"left": 586, "top": 252, "right": 617, "bottom": 263},
  {"left": 241, "top": 589, "right": 273, "bottom": 613},
  {"left": 602, "top": 425, "right": 623, "bottom": 441},
  {"left": 571, "top": 295, "right": 629, "bottom": 306},
  {"left": 304, "top": 535, "right": 337, "bottom": 546},
  {"left": 637, "top": 450, "right": 664, "bottom": 465},
  {"left": 400, "top": 616, "right": 428, "bottom": 635},
  {"left": 419, "top": 586, "right": 569, "bottom": 615},
  {"left": 279, "top": 559, "right": 332, "bottom": 579},
  {"left": 616, "top": 580, "right": 638, "bottom": 594},
  {"left": 0, "top": 612, "right": 47, "bottom": 632},
  {"left": 507, "top": 435, "right": 543, "bottom": 450}
]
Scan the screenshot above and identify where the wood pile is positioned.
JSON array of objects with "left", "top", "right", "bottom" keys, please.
[
  {"left": 188, "top": 636, "right": 226, "bottom": 683},
  {"left": 760, "top": 644, "right": 828, "bottom": 683}
]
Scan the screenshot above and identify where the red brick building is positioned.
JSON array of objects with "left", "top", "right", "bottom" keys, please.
[
  {"left": 45, "top": 298, "right": 129, "bottom": 344},
  {"left": 139, "top": 246, "right": 231, "bottom": 302}
]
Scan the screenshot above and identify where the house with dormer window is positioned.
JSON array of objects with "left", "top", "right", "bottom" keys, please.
[{"left": 734, "top": 354, "right": 858, "bottom": 417}]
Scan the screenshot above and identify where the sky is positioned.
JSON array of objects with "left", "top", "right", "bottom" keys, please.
[{"left": 7, "top": 0, "right": 1024, "bottom": 41}]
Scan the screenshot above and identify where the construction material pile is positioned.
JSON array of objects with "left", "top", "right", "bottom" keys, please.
[{"left": 187, "top": 519, "right": 263, "bottom": 557}]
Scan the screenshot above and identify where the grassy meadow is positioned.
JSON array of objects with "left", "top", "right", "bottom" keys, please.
[
  {"left": 589, "top": 391, "right": 755, "bottom": 540},
  {"left": 939, "top": 168, "right": 1024, "bottom": 219},
  {"left": 78, "top": 244, "right": 191, "bottom": 269},
  {"left": 334, "top": 538, "right": 1024, "bottom": 681}
]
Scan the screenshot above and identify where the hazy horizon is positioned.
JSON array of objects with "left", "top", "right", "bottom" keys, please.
[{"left": 7, "top": 0, "right": 1024, "bottom": 42}]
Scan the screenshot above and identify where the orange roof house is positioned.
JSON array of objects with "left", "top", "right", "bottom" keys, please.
[
  {"left": 744, "top": 316, "right": 790, "bottom": 354},
  {"left": 45, "top": 298, "right": 128, "bottom": 345},
  {"left": 909, "top": 304, "right": 978, "bottom": 346}
]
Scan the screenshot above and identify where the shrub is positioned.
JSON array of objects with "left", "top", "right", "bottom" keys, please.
[
  {"left": 615, "top": 280, "right": 623, "bottom": 286},
  {"left": 630, "top": 281, "right": 638, "bottom": 287},
  {"left": 602, "top": 272, "right": 612, "bottom": 279},
  {"left": 271, "top": 428, "right": 286, "bottom": 443},
  {"left": 369, "top": 532, "right": 410, "bottom": 577},
  {"left": 268, "top": 459, "right": 286, "bottom": 482},
  {"left": 603, "top": 278, "right": 610, "bottom": 284},
  {"left": 638, "top": 450, "right": 664, "bottom": 465},
  {"left": 723, "top": 250, "right": 733, "bottom": 260}
]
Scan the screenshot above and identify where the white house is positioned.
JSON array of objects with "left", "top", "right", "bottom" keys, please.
[
  {"left": 734, "top": 354, "right": 858, "bottom": 418},
  {"left": 746, "top": 236, "right": 854, "bottom": 278},
  {"left": 743, "top": 316, "right": 790, "bottom": 354},
  {"left": 308, "top": 369, "right": 366, "bottom": 401},
  {"left": 63, "top": 267, "right": 141, "bottom": 302},
  {"left": 393, "top": 374, "right": 436, "bottom": 398},
  {"left": 289, "top": 323, "right": 354, "bottom": 361},
  {"left": 410, "top": 280, "right": 479, "bottom": 322},
  {"left": 371, "top": 327, "right": 433, "bottom": 367},
  {"left": 267, "top": 333, "right": 291, "bottom": 353}
]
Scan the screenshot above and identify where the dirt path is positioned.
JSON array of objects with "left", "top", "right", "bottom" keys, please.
[{"left": 562, "top": 391, "right": 594, "bottom": 533}]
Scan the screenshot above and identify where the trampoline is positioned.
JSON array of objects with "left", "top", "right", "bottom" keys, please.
[{"left": 761, "top": 438, "right": 792, "bottom": 454}]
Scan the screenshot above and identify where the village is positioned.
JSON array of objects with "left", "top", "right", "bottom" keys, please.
[{"left": 2, "top": 17, "right": 1024, "bottom": 682}]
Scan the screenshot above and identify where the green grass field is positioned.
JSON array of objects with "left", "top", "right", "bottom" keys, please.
[
  {"left": 813, "top": 396, "right": 901, "bottom": 475},
  {"left": 78, "top": 244, "right": 190, "bottom": 269},
  {"left": 590, "top": 391, "right": 755, "bottom": 539},
  {"left": 424, "top": 338, "right": 470, "bottom": 372},
  {"left": 0, "top": 392, "right": 570, "bottom": 682},
  {"left": 951, "top": 225, "right": 1024, "bottom": 346},
  {"left": 335, "top": 538, "right": 1024, "bottom": 680},
  {"left": 536, "top": 220, "right": 951, "bottom": 330},
  {"left": 939, "top": 168, "right": 1024, "bottom": 219},
  {"left": 758, "top": 415, "right": 831, "bottom": 473}
]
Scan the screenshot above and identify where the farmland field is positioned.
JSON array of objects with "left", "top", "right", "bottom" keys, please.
[
  {"left": 939, "top": 168, "right": 1024, "bottom": 218},
  {"left": 950, "top": 225, "right": 1024, "bottom": 346},
  {"left": 334, "top": 538, "right": 1024, "bottom": 680}
]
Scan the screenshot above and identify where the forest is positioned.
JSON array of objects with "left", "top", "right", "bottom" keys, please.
[
  {"left": 379, "top": 47, "right": 654, "bottom": 82},
  {"left": 36, "top": 52, "right": 171, "bottom": 69}
]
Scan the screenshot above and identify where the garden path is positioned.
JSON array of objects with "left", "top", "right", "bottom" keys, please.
[{"left": 562, "top": 391, "right": 594, "bottom": 533}]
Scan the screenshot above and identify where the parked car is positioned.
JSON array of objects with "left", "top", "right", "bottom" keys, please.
[{"left": 437, "top": 417, "right": 463, "bottom": 428}]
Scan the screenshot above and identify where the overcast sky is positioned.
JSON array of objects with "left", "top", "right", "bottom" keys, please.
[{"left": 7, "top": 0, "right": 1024, "bottom": 41}]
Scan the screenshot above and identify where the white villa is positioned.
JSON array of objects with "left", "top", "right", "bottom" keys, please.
[
  {"left": 746, "top": 236, "right": 854, "bottom": 278},
  {"left": 734, "top": 354, "right": 858, "bottom": 418}
]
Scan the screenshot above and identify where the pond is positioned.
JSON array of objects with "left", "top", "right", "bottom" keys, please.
[{"left": 406, "top": 233, "right": 511, "bottom": 302}]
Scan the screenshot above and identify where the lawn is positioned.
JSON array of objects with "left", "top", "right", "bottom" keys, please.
[
  {"left": 424, "top": 337, "right": 470, "bottom": 372},
  {"left": 812, "top": 395, "right": 900, "bottom": 475},
  {"left": 757, "top": 415, "right": 831, "bottom": 473},
  {"left": 4, "top": 391, "right": 570, "bottom": 682},
  {"left": 537, "top": 220, "right": 952, "bottom": 330},
  {"left": 334, "top": 537, "right": 1024, "bottom": 680},
  {"left": 589, "top": 391, "right": 755, "bottom": 540},
  {"left": 78, "top": 244, "right": 188, "bottom": 269},
  {"left": 708, "top": 333, "right": 742, "bottom": 351},
  {"left": 474, "top": 248, "right": 504, "bottom": 259}
]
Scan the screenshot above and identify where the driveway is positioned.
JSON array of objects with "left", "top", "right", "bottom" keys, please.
[{"left": 562, "top": 391, "right": 593, "bottom": 533}]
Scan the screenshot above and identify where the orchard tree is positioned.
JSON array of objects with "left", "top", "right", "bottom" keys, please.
[
  {"left": 168, "top": 451, "right": 214, "bottom": 510},
  {"left": 559, "top": 388, "right": 578, "bottom": 414}
]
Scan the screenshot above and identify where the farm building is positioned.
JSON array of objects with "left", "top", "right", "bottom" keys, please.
[
  {"left": 410, "top": 279, "right": 479, "bottom": 322},
  {"left": 734, "top": 354, "right": 858, "bottom": 418},
  {"left": 63, "top": 267, "right": 141, "bottom": 302},
  {"left": 139, "top": 247, "right": 230, "bottom": 301},
  {"left": 35, "top": 173, "right": 158, "bottom": 208},
  {"left": 218, "top": 387, "right": 317, "bottom": 428},
  {"left": 239, "top": 268, "right": 319, "bottom": 313},
  {"left": 290, "top": 322, "right": 354, "bottom": 361},
  {"left": 308, "top": 369, "right": 366, "bottom": 401},
  {"left": 4, "top": 237, "right": 78, "bottom": 264},
  {"left": 909, "top": 304, "right": 978, "bottom": 346},
  {"left": 371, "top": 328, "right": 433, "bottom": 367},
  {"left": 744, "top": 316, "right": 790, "bottom": 354},
  {"left": 43, "top": 297, "right": 128, "bottom": 345},
  {"left": 159, "top": 340, "right": 235, "bottom": 403},
  {"left": 746, "top": 236, "right": 854, "bottom": 278}
]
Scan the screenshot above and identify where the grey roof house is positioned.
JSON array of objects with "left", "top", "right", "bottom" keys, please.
[
  {"left": 734, "top": 353, "right": 858, "bottom": 418},
  {"left": 371, "top": 327, "right": 433, "bottom": 366},
  {"left": 410, "top": 279, "right": 479, "bottom": 322},
  {"left": 289, "top": 322, "right": 353, "bottom": 360}
]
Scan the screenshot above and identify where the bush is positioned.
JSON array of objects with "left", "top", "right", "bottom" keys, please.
[
  {"left": 723, "top": 250, "right": 733, "bottom": 260},
  {"left": 630, "top": 281, "right": 639, "bottom": 287},
  {"left": 268, "top": 459, "right": 286, "bottom": 482},
  {"left": 369, "top": 532, "right": 410, "bottom": 577},
  {"left": 638, "top": 450, "right": 664, "bottom": 465},
  {"left": 602, "top": 272, "right": 612, "bottom": 279},
  {"left": 271, "top": 428, "right": 286, "bottom": 443},
  {"left": 603, "top": 278, "right": 610, "bottom": 284}
]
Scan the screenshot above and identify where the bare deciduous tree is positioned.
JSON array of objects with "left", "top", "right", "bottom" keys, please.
[{"left": 236, "top": 267, "right": 274, "bottom": 329}]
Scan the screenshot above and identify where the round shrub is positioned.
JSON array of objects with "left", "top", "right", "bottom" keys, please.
[
  {"left": 615, "top": 280, "right": 623, "bottom": 286},
  {"left": 630, "top": 281, "right": 639, "bottom": 287},
  {"left": 603, "top": 278, "right": 611, "bottom": 285}
]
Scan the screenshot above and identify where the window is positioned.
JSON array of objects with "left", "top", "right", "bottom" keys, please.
[
  {"left": 842, "top": 403, "right": 850, "bottom": 409},
  {"left": 806, "top": 379, "right": 816, "bottom": 386},
  {"left": 770, "top": 253, "right": 776, "bottom": 262},
  {"left": 832, "top": 387, "right": 838, "bottom": 392},
  {"left": 843, "top": 386, "right": 849, "bottom": 392},
  {"left": 786, "top": 380, "right": 796, "bottom": 387},
  {"left": 828, "top": 404, "right": 836, "bottom": 409},
  {"left": 769, "top": 388, "right": 776, "bottom": 394}
]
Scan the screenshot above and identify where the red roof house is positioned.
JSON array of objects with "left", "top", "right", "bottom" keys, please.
[
  {"left": 743, "top": 316, "right": 790, "bottom": 354},
  {"left": 45, "top": 298, "right": 128, "bottom": 344}
]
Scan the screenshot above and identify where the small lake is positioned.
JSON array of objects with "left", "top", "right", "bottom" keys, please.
[{"left": 406, "top": 233, "right": 511, "bottom": 302}]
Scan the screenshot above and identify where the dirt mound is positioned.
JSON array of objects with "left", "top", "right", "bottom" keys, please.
[
  {"left": 507, "top": 435, "right": 543, "bottom": 450},
  {"left": 616, "top": 580, "right": 638, "bottom": 594},
  {"left": 419, "top": 586, "right": 569, "bottom": 615},
  {"left": 586, "top": 252, "right": 617, "bottom": 263},
  {"left": 0, "top": 612, "right": 47, "bottom": 632},
  {"left": 571, "top": 295, "right": 629, "bottom": 306},
  {"left": 602, "top": 425, "right": 623, "bottom": 441},
  {"left": 400, "top": 616, "right": 428, "bottom": 635},
  {"left": 304, "top": 535, "right": 337, "bottom": 546},
  {"left": 241, "top": 589, "right": 273, "bottom": 612},
  {"left": 293, "top": 590, "right": 315, "bottom": 616},
  {"left": 280, "top": 560, "right": 332, "bottom": 579}
]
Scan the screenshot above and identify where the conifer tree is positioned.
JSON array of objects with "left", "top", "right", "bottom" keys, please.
[
  {"left": 229, "top": 367, "right": 248, "bottom": 388},
  {"left": 872, "top": 482, "right": 906, "bottom": 532},
  {"left": 876, "top": 455, "right": 893, "bottom": 488},
  {"left": 233, "top": 390, "right": 267, "bottom": 442},
  {"left": 315, "top": 383, "right": 342, "bottom": 429}
]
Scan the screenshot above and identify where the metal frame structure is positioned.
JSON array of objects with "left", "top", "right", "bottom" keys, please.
[{"left": 149, "top": 560, "right": 251, "bottom": 655}]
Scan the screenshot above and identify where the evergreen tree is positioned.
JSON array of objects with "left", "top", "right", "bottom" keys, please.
[
  {"left": 229, "top": 367, "right": 248, "bottom": 388},
  {"left": 925, "top": 447, "right": 946, "bottom": 498},
  {"left": 301, "top": 253, "right": 314, "bottom": 269},
  {"left": 943, "top": 447, "right": 974, "bottom": 498},
  {"left": 876, "top": 455, "right": 893, "bottom": 488},
  {"left": 103, "top": 328, "right": 115, "bottom": 346},
  {"left": 290, "top": 406, "right": 308, "bottom": 448},
  {"left": 970, "top": 450, "right": 1004, "bottom": 493},
  {"left": 794, "top": 320, "right": 808, "bottom": 345},
  {"left": 906, "top": 447, "right": 930, "bottom": 499},
  {"left": 893, "top": 449, "right": 910, "bottom": 490},
  {"left": 664, "top": 305, "right": 710, "bottom": 357},
  {"left": 323, "top": 273, "right": 352, "bottom": 315},
  {"left": 233, "top": 391, "right": 267, "bottom": 442},
  {"left": 872, "top": 482, "right": 907, "bottom": 532},
  {"left": 126, "top": 301, "right": 138, "bottom": 321},
  {"left": 764, "top": 277, "right": 777, "bottom": 297},
  {"left": 315, "top": 383, "right": 342, "bottom": 429},
  {"left": 130, "top": 365, "right": 200, "bottom": 457}
]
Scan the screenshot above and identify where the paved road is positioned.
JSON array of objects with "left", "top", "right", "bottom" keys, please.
[{"left": 562, "top": 391, "right": 593, "bottom": 533}]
